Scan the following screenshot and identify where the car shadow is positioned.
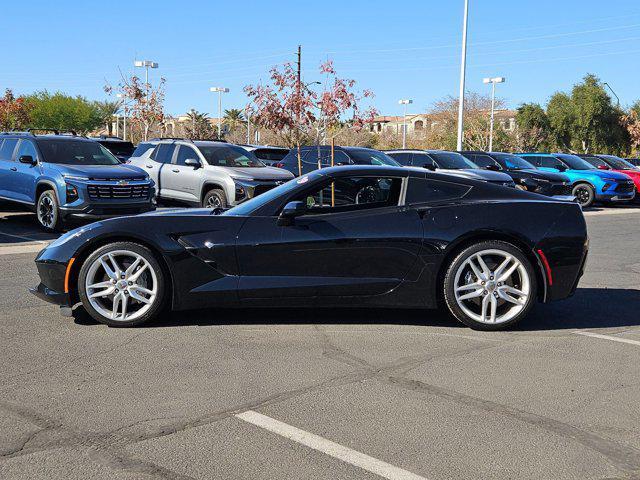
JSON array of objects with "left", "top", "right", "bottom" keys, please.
[
  {"left": 73, "top": 287, "right": 640, "bottom": 332},
  {"left": 0, "top": 204, "right": 60, "bottom": 243}
]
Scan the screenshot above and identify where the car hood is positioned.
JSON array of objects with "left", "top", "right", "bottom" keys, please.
[
  {"left": 437, "top": 168, "right": 512, "bottom": 181},
  {"left": 537, "top": 167, "right": 631, "bottom": 181},
  {"left": 221, "top": 166, "right": 295, "bottom": 181},
  {"left": 54, "top": 163, "right": 148, "bottom": 180}
]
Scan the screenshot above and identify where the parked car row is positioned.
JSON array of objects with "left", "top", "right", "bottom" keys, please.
[{"left": 2, "top": 128, "right": 638, "bottom": 232}]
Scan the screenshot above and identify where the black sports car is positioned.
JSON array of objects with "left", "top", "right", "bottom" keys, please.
[
  {"left": 31, "top": 165, "right": 588, "bottom": 330},
  {"left": 459, "top": 151, "right": 573, "bottom": 197}
]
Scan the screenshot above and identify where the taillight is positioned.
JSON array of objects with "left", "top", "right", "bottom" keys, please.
[{"left": 274, "top": 162, "right": 285, "bottom": 168}]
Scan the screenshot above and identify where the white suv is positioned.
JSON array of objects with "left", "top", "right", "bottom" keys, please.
[{"left": 129, "top": 140, "right": 294, "bottom": 208}]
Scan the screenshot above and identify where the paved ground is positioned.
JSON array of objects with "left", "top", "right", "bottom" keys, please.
[{"left": 1, "top": 204, "right": 640, "bottom": 480}]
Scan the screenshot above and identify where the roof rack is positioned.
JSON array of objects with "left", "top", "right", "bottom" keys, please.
[
  {"left": 149, "top": 137, "right": 190, "bottom": 141},
  {"left": 27, "top": 128, "right": 78, "bottom": 136},
  {"left": 94, "top": 135, "right": 124, "bottom": 140}
]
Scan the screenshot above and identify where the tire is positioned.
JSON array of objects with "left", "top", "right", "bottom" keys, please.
[
  {"left": 36, "top": 190, "right": 64, "bottom": 232},
  {"left": 572, "top": 183, "right": 595, "bottom": 208},
  {"left": 202, "top": 188, "right": 227, "bottom": 209},
  {"left": 78, "top": 242, "right": 166, "bottom": 327},
  {"left": 443, "top": 240, "right": 537, "bottom": 331}
]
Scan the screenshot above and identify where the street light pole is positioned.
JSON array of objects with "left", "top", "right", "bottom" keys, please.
[
  {"left": 134, "top": 60, "right": 159, "bottom": 98},
  {"left": 483, "top": 77, "right": 505, "bottom": 152},
  {"left": 116, "top": 93, "right": 127, "bottom": 141},
  {"left": 398, "top": 99, "right": 413, "bottom": 149},
  {"left": 456, "top": 0, "right": 470, "bottom": 151},
  {"left": 209, "top": 87, "right": 229, "bottom": 139},
  {"left": 604, "top": 82, "right": 620, "bottom": 107}
]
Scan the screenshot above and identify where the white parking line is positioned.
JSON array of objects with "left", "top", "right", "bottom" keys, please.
[
  {"left": 0, "top": 231, "right": 47, "bottom": 242},
  {"left": 575, "top": 331, "right": 640, "bottom": 347},
  {"left": 583, "top": 209, "right": 640, "bottom": 216},
  {"left": 235, "top": 410, "right": 428, "bottom": 480}
]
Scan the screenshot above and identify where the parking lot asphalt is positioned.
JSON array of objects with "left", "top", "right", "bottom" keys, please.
[{"left": 1, "top": 204, "right": 640, "bottom": 480}]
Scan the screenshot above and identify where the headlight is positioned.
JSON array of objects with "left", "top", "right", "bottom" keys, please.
[
  {"left": 63, "top": 175, "right": 89, "bottom": 182},
  {"left": 65, "top": 183, "right": 79, "bottom": 203},
  {"left": 601, "top": 178, "right": 617, "bottom": 183}
]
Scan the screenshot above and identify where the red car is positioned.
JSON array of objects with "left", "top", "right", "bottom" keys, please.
[{"left": 578, "top": 154, "right": 639, "bottom": 202}]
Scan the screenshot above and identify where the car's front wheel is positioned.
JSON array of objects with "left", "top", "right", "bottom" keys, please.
[
  {"left": 78, "top": 242, "right": 165, "bottom": 327},
  {"left": 36, "top": 190, "right": 63, "bottom": 232},
  {"left": 202, "top": 189, "right": 227, "bottom": 209},
  {"left": 443, "top": 241, "right": 537, "bottom": 330},
  {"left": 572, "top": 183, "right": 595, "bottom": 208}
]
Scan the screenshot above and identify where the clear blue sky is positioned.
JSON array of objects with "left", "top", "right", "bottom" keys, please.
[{"left": 2, "top": 0, "right": 640, "bottom": 117}]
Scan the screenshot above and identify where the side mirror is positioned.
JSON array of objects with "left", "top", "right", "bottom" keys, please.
[
  {"left": 184, "top": 158, "right": 201, "bottom": 169},
  {"left": 597, "top": 164, "right": 611, "bottom": 170},
  {"left": 277, "top": 201, "right": 307, "bottom": 226},
  {"left": 423, "top": 164, "right": 437, "bottom": 171},
  {"left": 485, "top": 164, "right": 501, "bottom": 171},
  {"left": 18, "top": 155, "right": 36, "bottom": 166},
  {"left": 556, "top": 164, "right": 568, "bottom": 172}
]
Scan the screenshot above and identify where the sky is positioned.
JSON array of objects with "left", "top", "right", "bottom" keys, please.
[{"left": 2, "top": 0, "right": 640, "bottom": 117}]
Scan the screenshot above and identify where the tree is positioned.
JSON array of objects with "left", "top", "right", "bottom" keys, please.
[
  {"left": 223, "top": 108, "right": 245, "bottom": 131},
  {"left": 93, "top": 100, "right": 121, "bottom": 136},
  {"left": 184, "top": 110, "right": 216, "bottom": 140},
  {"left": 622, "top": 101, "right": 640, "bottom": 154},
  {"left": 244, "top": 60, "right": 377, "bottom": 149},
  {"left": 24, "top": 91, "right": 103, "bottom": 134},
  {"left": 106, "top": 74, "right": 166, "bottom": 142},
  {"left": 546, "top": 74, "right": 627, "bottom": 153},
  {"left": 0, "top": 89, "right": 31, "bottom": 131},
  {"left": 515, "top": 103, "right": 551, "bottom": 151}
]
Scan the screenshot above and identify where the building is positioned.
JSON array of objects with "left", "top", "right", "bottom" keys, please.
[{"left": 369, "top": 110, "right": 516, "bottom": 135}]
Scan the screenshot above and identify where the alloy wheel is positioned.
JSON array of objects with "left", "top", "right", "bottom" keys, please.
[
  {"left": 85, "top": 250, "right": 158, "bottom": 322},
  {"left": 37, "top": 194, "right": 55, "bottom": 228},
  {"left": 206, "top": 195, "right": 222, "bottom": 208},
  {"left": 453, "top": 249, "right": 531, "bottom": 325},
  {"left": 574, "top": 187, "right": 590, "bottom": 206}
]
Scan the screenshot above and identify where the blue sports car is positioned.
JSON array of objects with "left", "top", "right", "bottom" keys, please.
[{"left": 518, "top": 153, "right": 635, "bottom": 207}]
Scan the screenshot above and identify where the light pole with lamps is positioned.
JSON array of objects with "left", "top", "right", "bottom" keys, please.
[
  {"left": 456, "top": 0, "right": 470, "bottom": 151},
  {"left": 134, "top": 60, "right": 159, "bottom": 97},
  {"left": 483, "top": 76, "right": 505, "bottom": 152},
  {"left": 209, "top": 87, "right": 229, "bottom": 139},
  {"left": 398, "top": 99, "right": 413, "bottom": 149}
]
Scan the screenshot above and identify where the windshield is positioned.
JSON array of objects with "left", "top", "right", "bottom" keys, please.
[
  {"left": 37, "top": 140, "right": 120, "bottom": 165},
  {"left": 492, "top": 153, "right": 536, "bottom": 170},
  {"left": 347, "top": 149, "right": 400, "bottom": 166},
  {"left": 556, "top": 154, "right": 596, "bottom": 170},
  {"left": 223, "top": 175, "right": 308, "bottom": 216},
  {"left": 430, "top": 152, "right": 477, "bottom": 169},
  {"left": 600, "top": 155, "right": 636, "bottom": 170},
  {"left": 131, "top": 143, "right": 156, "bottom": 157},
  {"left": 198, "top": 144, "right": 265, "bottom": 167},
  {"left": 252, "top": 148, "right": 289, "bottom": 161}
]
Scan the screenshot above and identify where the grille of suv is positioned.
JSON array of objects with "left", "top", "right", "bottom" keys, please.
[
  {"left": 88, "top": 183, "right": 150, "bottom": 199},
  {"left": 615, "top": 181, "right": 635, "bottom": 193}
]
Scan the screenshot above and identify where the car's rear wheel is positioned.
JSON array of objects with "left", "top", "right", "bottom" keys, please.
[
  {"left": 203, "top": 189, "right": 227, "bottom": 209},
  {"left": 78, "top": 242, "right": 165, "bottom": 327},
  {"left": 572, "top": 183, "right": 595, "bottom": 208},
  {"left": 36, "top": 190, "right": 63, "bottom": 232},
  {"left": 443, "top": 241, "right": 537, "bottom": 330}
]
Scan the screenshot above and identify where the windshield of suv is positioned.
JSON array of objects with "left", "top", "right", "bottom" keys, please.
[
  {"left": 600, "top": 155, "right": 636, "bottom": 170},
  {"left": 556, "top": 154, "right": 596, "bottom": 170},
  {"left": 492, "top": 153, "right": 536, "bottom": 170},
  {"left": 346, "top": 149, "right": 400, "bottom": 166},
  {"left": 430, "top": 152, "right": 477, "bottom": 169},
  {"left": 37, "top": 140, "right": 121, "bottom": 165},
  {"left": 198, "top": 144, "right": 265, "bottom": 167}
]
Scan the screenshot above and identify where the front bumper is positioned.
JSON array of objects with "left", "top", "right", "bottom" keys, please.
[
  {"left": 29, "top": 282, "right": 71, "bottom": 307},
  {"left": 61, "top": 180, "right": 156, "bottom": 219},
  {"left": 60, "top": 202, "right": 155, "bottom": 221},
  {"left": 596, "top": 192, "right": 635, "bottom": 202}
]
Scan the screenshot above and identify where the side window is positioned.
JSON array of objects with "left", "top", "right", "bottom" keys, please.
[
  {"left": 469, "top": 154, "right": 499, "bottom": 169},
  {"left": 522, "top": 156, "right": 540, "bottom": 167},
  {"left": 411, "top": 153, "right": 435, "bottom": 168},
  {"left": 541, "top": 157, "right": 562, "bottom": 169},
  {"left": 0, "top": 139, "right": 19, "bottom": 161},
  {"left": 175, "top": 145, "right": 199, "bottom": 165},
  {"left": 293, "top": 176, "right": 403, "bottom": 214},
  {"left": 152, "top": 144, "right": 176, "bottom": 164},
  {"left": 388, "top": 152, "right": 412, "bottom": 166},
  {"left": 15, "top": 140, "right": 39, "bottom": 162},
  {"left": 405, "top": 177, "right": 471, "bottom": 204},
  {"left": 132, "top": 143, "right": 155, "bottom": 158}
]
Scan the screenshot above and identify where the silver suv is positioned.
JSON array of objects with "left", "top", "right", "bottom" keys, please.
[{"left": 129, "top": 139, "right": 294, "bottom": 208}]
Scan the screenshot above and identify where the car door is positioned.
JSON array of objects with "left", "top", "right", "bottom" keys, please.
[
  {"left": 161, "top": 144, "right": 202, "bottom": 203},
  {"left": 11, "top": 139, "right": 40, "bottom": 203},
  {"left": 148, "top": 143, "right": 176, "bottom": 199},
  {"left": 0, "top": 138, "right": 19, "bottom": 200},
  {"left": 235, "top": 174, "right": 423, "bottom": 299}
]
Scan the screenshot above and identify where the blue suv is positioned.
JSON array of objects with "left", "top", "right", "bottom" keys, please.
[
  {"left": 519, "top": 153, "right": 635, "bottom": 208},
  {"left": 0, "top": 131, "right": 155, "bottom": 231}
]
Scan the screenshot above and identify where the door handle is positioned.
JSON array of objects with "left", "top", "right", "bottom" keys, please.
[
  {"left": 172, "top": 169, "right": 180, "bottom": 173},
  {"left": 146, "top": 165, "right": 153, "bottom": 168},
  {"left": 10, "top": 167, "right": 17, "bottom": 171}
]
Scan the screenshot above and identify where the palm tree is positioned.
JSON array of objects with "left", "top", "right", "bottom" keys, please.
[
  {"left": 223, "top": 108, "right": 245, "bottom": 131},
  {"left": 184, "top": 109, "right": 215, "bottom": 140}
]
